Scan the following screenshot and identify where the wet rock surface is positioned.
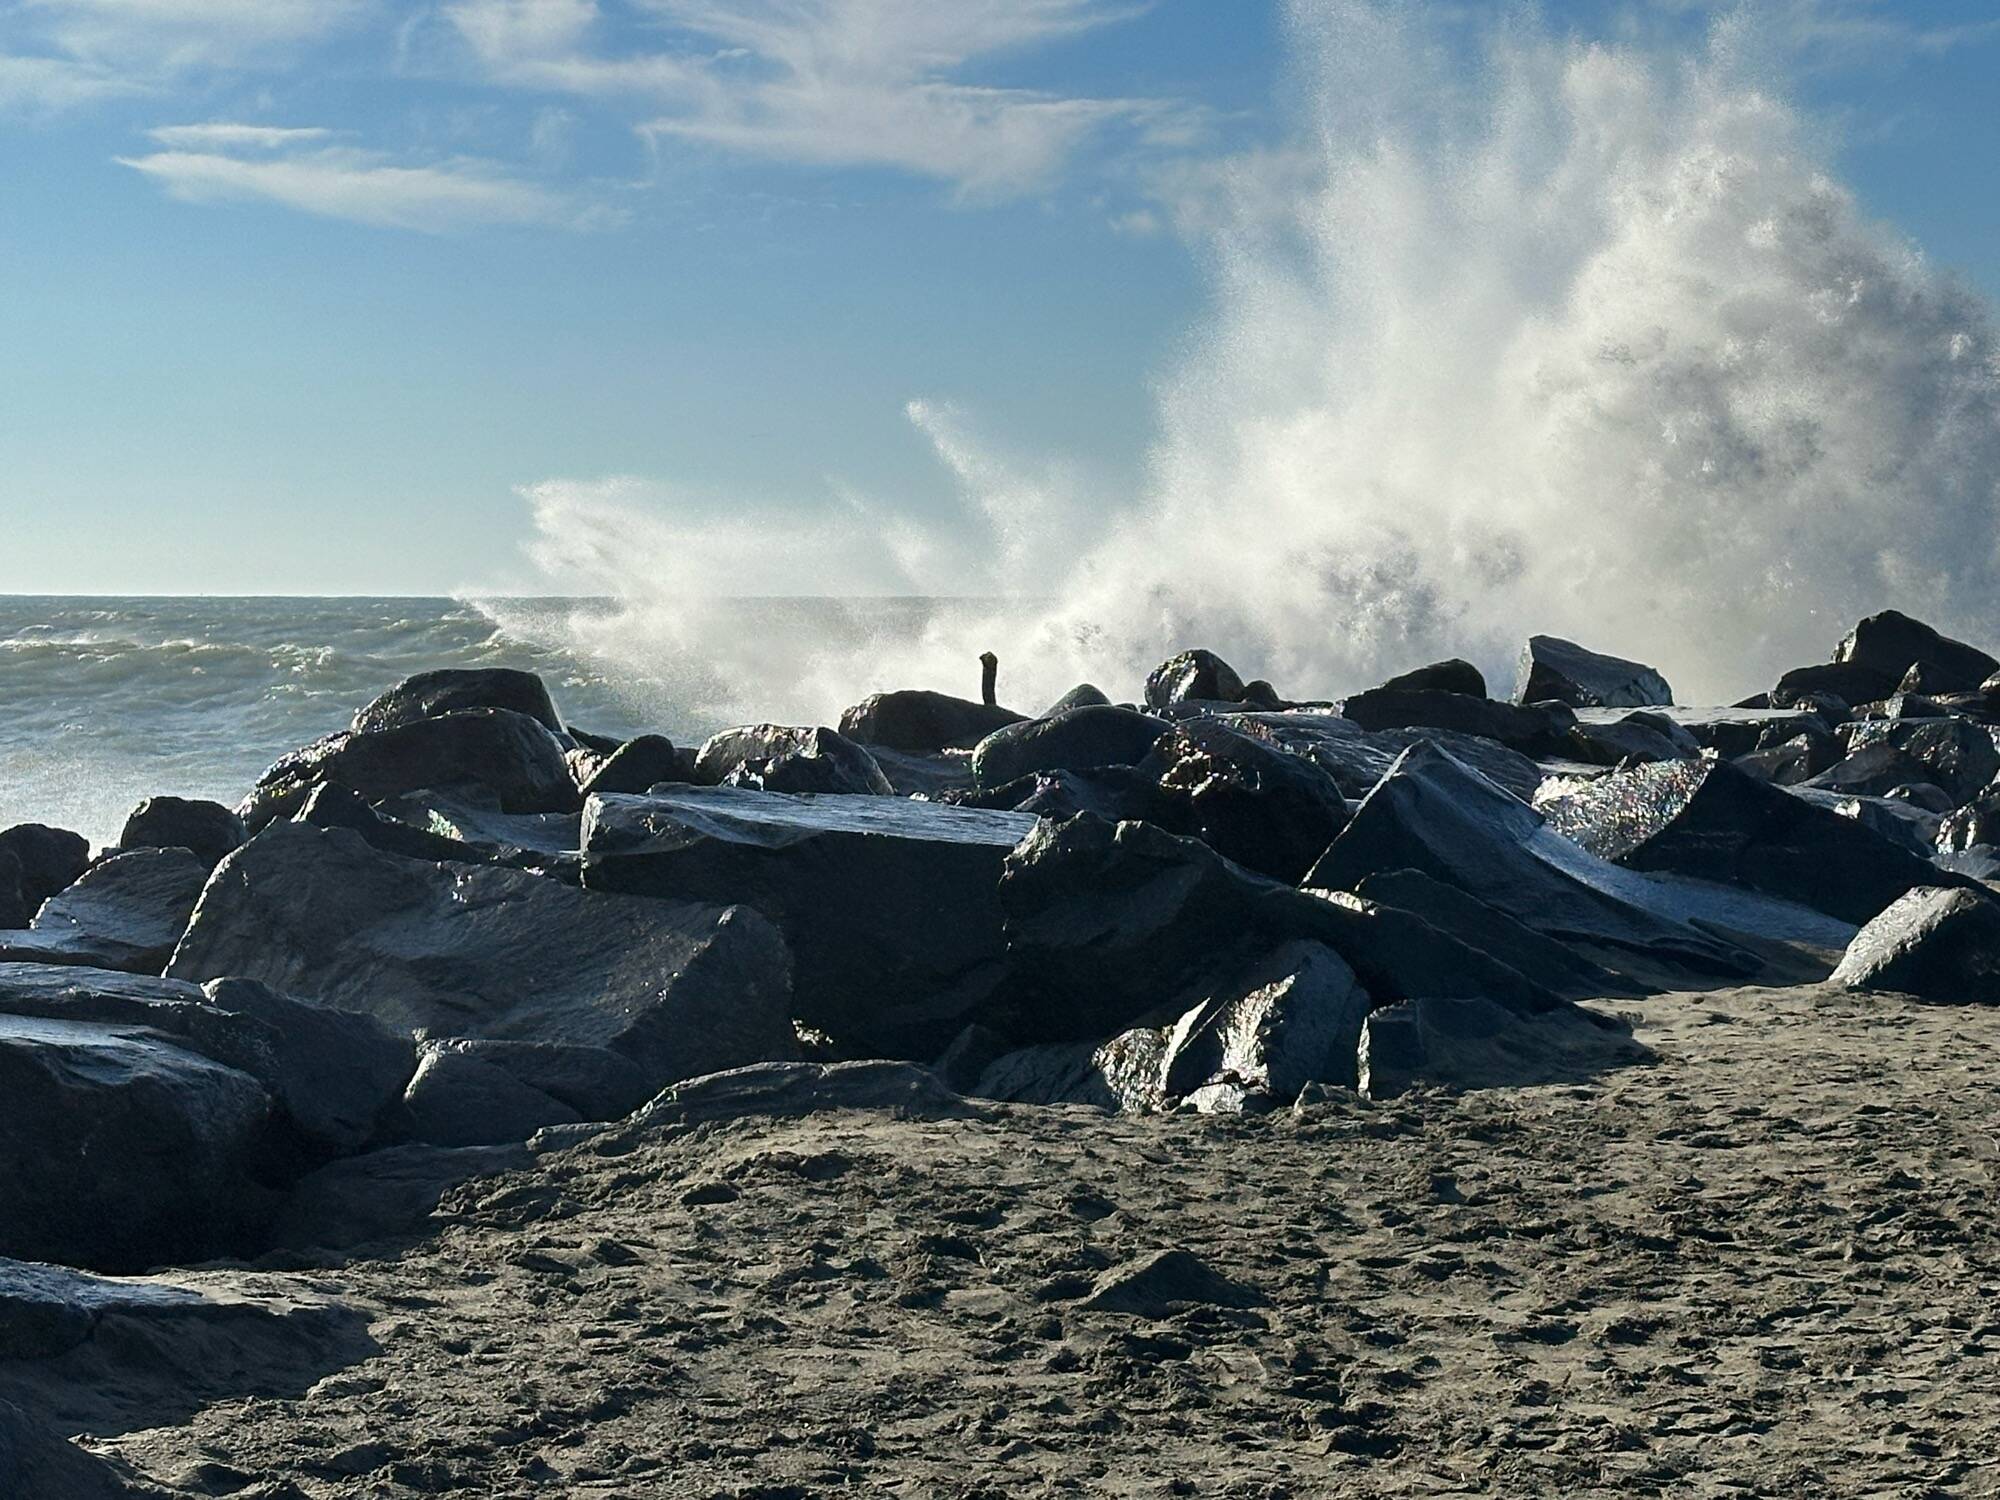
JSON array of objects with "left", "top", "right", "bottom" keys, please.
[
  {"left": 169, "top": 822, "right": 797, "bottom": 1094},
  {"left": 1516, "top": 634, "right": 1674, "bottom": 708},
  {"left": 695, "top": 723, "right": 894, "bottom": 796},
  {"left": 0, "top": 848, "right": 207, "bottom": 973},
  {"left": 117, "top": 797, "right": 247, "bottom": 870}
]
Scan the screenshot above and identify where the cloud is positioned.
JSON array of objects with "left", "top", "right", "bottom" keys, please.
[
  {"left": 20, "top": 0, "right": 373, "bottom": 69},
  {"left": 117, "top": 143, "right": 610, "bottom": 232},
  {"left": 146, "top": 121, "right": 333, "bottom": 149},
  {"left": 444, "top": 0, "right": 1200, "bottom": 199},
  {"left": 0, "top": 51, "right": 141, "bottom": 112}
]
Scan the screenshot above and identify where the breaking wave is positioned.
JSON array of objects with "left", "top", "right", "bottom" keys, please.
[{"left": 513, "top": 0, "right": 2000, "bottom": 713}]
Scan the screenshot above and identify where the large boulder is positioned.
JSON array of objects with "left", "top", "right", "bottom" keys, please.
[
  {"left": 970, "top": 705, "right": 1172, "bottom": 790},
  {"left": 1938, "top": 784, "right": 2000, "bottom": 854},
  {"left": 1564, "top": 710, "right": 1701, "bottom": 767},
  {"left": 993, "top": 813, "right": 1561, "bottom": 1046},
  {"left": 1220, "top": 711, "right": 1543, "bottom": 802},
  {"left": 399, "top": 1042, "right": 585, "bottom": 1146},
  {"left": 1514, "top": 635, "right": 1673, "bottom": 709},
  {"left": 0, "top": 964, "right": 413, "bottom": 1158},
  {"left": 1138, "top": 719, "right": 1350, "bottom": 884},
  {"left": 118, "top": 796, "right": 247, "bottom": 870},
  {"left": 240, "top": 709, "right": 579, "bottom": 831},
  {"left": 1375, "top": 658, "right": 1487, "bottom": 697},
  {"left": 0, "top": 849, "right": 24, "bottom": 931},
  {"left": 839, "top": 690, "right": 1023, "bottom": 754},
  {"left": 1143, "top": 649, "right": 1246, "bottom": 709},
  {"left": 1338, "top": 689, "right": 1570, "bottom": 754},
  {"left": 352, "top": 667, "right": 562, "bottom": 735},
  {"left": 292, "top": 781, "right": 511, "bottom": 866},
  {"left": 576, "top": 733, "right": 685, "bottom": 797},
  {"left": 694, "top": 724, "right": 892, "bottom": 796},
  {"left": 0, "top": 848, "right": 207, "bottom": 974},
  {"left": 1538, "top": 753, "right": 1962, "bottom": 926},
  {"left": 1354, "top": 868, "right": 1635, "bottom": 1002},
  {"left": 0, "top": 824, "right": 91, "bottom": 913},
  {"left": 0, "top": 1013, "right": 272, "bottom": 1270},
  {"left": 1357, "top": 996, "right": 1648, "bottom": 1099},
  {"left": 168, "top": 822, "right": 797, "bottom": 1093},
  {"left": 1041, "top": 683, "right": 1112, "bottom": 716},
  {"left": 1830, "top": 717, "right": 2000, "bottom": 805},
  {"left": 1770, "top": 660, "right": 1896, "bottom": 711},
  {"left": 1307, "top": 743, "right": 1764, "bottom": 986},
  {"left": 1830, "top": 886, "right": 2000, "bottom": 1002},
  {"left": 1835, "top": 610, "right": 1999, "bottom": 695},
  {"left": 582, "top": 787, "right": 1037, "bottom": 1058},
  {"left": 1159, "top": 940, "right": 1372, "bottom": 1102}
]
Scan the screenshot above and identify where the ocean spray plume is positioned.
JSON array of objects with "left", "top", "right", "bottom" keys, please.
[{"left": 511, "top": 0, "right": 2000, "bottom": 713}]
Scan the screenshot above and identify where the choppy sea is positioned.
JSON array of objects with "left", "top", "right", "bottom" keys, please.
[{"left": 0, "top": 596, "right": 942, "bottom": 849}]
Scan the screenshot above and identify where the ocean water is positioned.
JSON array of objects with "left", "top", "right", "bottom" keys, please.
[{"left": 0, "top": 595, "right": 950, "bottom": 850}]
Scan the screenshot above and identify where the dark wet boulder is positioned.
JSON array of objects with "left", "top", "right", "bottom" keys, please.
[
  {"left": 584, "top": 787, "right": 1039, "bottom": 1058},
  {"left": 577, "top": 733, "right": 685, "bottom": 796},
  {"left": 695, "top": 724, "right": 892, "bottom": 796},
  {"left": 951, "top": 765, "right": 1158, "bottom": 823},
  {"left": 119, "top": 796, "right": 247, "bottom": 870},
  {"left": 1357, "top": 996, "right": 1648, "bottom": 1099},
  {"left": 1159, "top": 940, "right": 1371, "bottom": 1102},
  {"left": 1138, "top": 719, "right": 1350, "bottom": 884},
  {"left": 0, "top": 1013, "right": 272, "bottom": 1270},
  {"left": 993, "top": 813, "right": 1560, "bottom": 1045},
  {"left": 0, "top": 824, "right": 91, "bottom": 914},
  {"left": 972, "top": 1027, "right": 1169, "bottom": 1112},
  {"left": 839, "top": 690, "right": 1023, "bottom": 754},
  {"left": 1770, "top": 662, "right": 1890, "bottom": 713},
  {"left": 1831, "top": 717, "right": 2000, "bottom": 805},
  {"left": 1220, "top": 711, "right": 1543, "bottom": 802},
  {"left": 1355, "top": 869, "right": 1635, "bottom": 1002},
  {"left": 169, "top": 822, "right": 798, "bottom": 1091},
  {"left": 0, "top": 848, "right": 207, "bottom": 974},
  {"left": 240, "top": 709, "right": 579, "bottom": 831},
  {"left": 353, "top": 667, "right": 562, "bottom": 735},
  {"left": 1831, "top": 886, "right": 2000, "bottom": 1002},
  {"left": 370, "top": 791, "right": 582, "bottom": 873},
  {"left": 1539, "top": 754, "right": 1957, "bottom": 927},
  {"left": 400, "top": 1041, "right": 585, "bottom": 1147},
  {"left": 407, "top": 1037, "right": 653, "bottom": 1124},
  {"left": 1042, "top": 683, "right": 1112, "bottom": 716},
  {"left": 1565, "top": 710, "right": 1700, "bottom": 767},
  {"left": 1798, "top": 741, "right": 1945, "bottom": 802},
  {"left": 293, "top": 782, "right": 505, "bottom": 866},
  {"left": 0, "top": 965, "right": 413, "bottom": 1158},
  {"left": 1835, "top": 610, "right": 1998, "bottom": 695},
  {"left": 1339, "top": 688, "right": 1570, "bottom": 754},
  {"left": 1377, "top": 658, "right": 1487, "bottom": 697},
  {"left": 1515, "top": 635, "right": 1673, "bottom": 709},
  {"left": 0, "top": 849, "right": 25, "bottom": 932},
  {"left": 1308, "top": 743, "right": 1762, "bottom": 986},
  {"left": 1143, "top": 649, "right": 1246, "bottom": 709},
  {"left": 1786, "top": 789, "right": 1943, "bottom": 860},
  {"left": 970, "top": 704, "right": 1172, "bottom": 790}
]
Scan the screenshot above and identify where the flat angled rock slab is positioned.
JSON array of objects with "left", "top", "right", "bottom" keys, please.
[
  {"left": 583, "top": 788, "right": 1039, "bottom": 1057},
  {"left": 1358, "top": 996, "right": 1652, "bottom": 1099},
  {"left": 0, "top": 1258, "right": 371, "bottom": 1436},
  {"left": 1218, "top": 711, "right": 1543, "bottom": 803},
  {"left": 0, "top": 848, "right": 207, "bottom": 974},
  {"left": 1308, "top": 743, "right": 1765, "bottom": 989},
  {"left": 0, "top": 964, "right": 412, "bottom": 1157},
  {"left": 1832, "top": 887, "right": 2000, "bottom": 1002},
  {"left": 168, "top": 822, "right": 797, "bottom": 1094},
  {"left": 0, "top": 1013, "right": 274, "bottom": 1271},
  {"left": 1538, "top": 754, "right": 1957, "bottom": 926},
  {"left": 1515, "top": 635, "right": 1673, "bottom": 708}
]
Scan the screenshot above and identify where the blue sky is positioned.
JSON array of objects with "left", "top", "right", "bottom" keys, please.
[{"left": 2, "top": 0, "right": 1998, "bottom": 596}]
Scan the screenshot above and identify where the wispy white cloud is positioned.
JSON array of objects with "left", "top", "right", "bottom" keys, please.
[
  {"left": 146, "top": 121, "right": 332, "bottom": 149},
  {"left": 443, "top": 0, "right": 1201, "bottom": 199},
  {"left": 21, "top": 0, "right": 373, "bottom": 70},
  {"left": 117, "top": 142, "right": 612, "bottom": 232},
  {"left": 0, "top": 50, "right": 142, "bottom": 112}
]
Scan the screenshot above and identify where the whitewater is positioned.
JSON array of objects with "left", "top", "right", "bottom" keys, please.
[{"left": 7, "top": 2, "right": 2000, "bottom": 844}]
